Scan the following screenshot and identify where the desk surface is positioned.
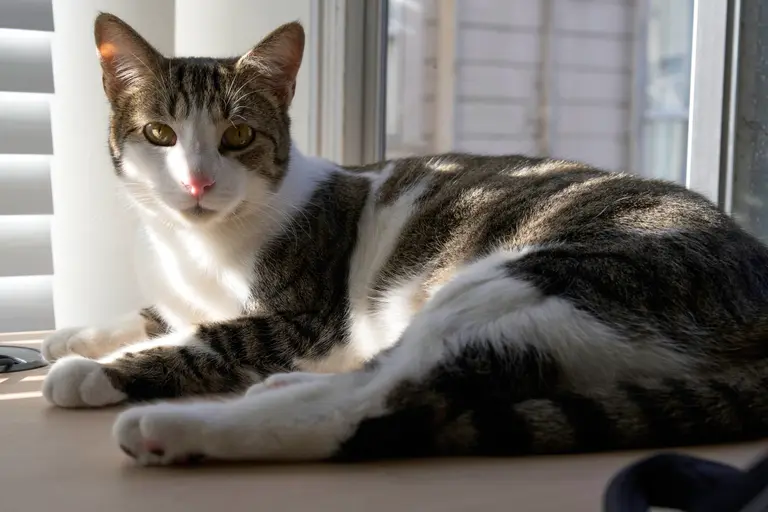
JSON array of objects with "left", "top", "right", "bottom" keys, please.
[{"left": 2, "top": 337, "right": 766, "bottom": 512}]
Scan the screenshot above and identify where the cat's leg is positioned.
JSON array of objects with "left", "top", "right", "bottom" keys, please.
[
  {"left": 112, "top": 249, "right": 737, "bottom": 465},
  {"left": 42, "top": 315, "right": 302, "bottom": 408},
  {"left": 41, "top": 307, "right": 170, "bottom": 362},
  {"left": 108, "top": 251, "right": 568, "bottom": 463}
]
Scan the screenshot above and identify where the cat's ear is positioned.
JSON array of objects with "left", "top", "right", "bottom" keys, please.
[
  {"left": 237, "top": 22, "right": 305, "bottom": 106},
  {"left": 93, "top": 12, "right": 165, "bottom": 101}
]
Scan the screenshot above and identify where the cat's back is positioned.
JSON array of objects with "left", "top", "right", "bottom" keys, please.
[
  {"left": 360, "top": 152, "right": 738, "bottom": 257},
  {"left": 344, "top": 152, "right": 768, "bottom": 366}
]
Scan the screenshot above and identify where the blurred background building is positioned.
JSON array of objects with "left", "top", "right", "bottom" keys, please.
[{"left": 384, "top": 0, "right": 694, "bottom": 185}]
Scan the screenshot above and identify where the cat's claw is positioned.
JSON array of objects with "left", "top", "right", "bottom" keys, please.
[{"left": 42, "top": 356, "right": 126, "bottom": 408}]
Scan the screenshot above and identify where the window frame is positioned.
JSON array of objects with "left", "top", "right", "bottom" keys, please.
[
  {"left": 684, "top": 0, "right": 735, "bottom": 205},
  {"left": 314, "top": 0, "right": 387, "bottom": 165}
]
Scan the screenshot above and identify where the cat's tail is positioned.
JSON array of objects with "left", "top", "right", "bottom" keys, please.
[{"left": 330, "top": 370, "right": 768, "bottom": 461}]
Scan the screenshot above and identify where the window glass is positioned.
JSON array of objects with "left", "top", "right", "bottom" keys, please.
[{"left": 384, "top": 0, "right": 695, "bottom": 183}]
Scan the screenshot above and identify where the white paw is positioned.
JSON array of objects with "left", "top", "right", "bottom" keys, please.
[
  {"left": 115, "top": 377, "right": 345, "bottom": 465},
  {"left": 42, "top": 356, "right": 126, "bottom": 408},
  {"left": 114, "top": 401, "right": 225, "bottom": 466},
  {"left": 42, "top": 327, "right": 109, "bottom": 361},
  {"left": 244, "top": 372, "right": 331, "bottom": 397}
]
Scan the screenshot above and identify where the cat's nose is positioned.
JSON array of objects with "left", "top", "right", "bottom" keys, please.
[{"left": 181, "top": 175, "right": 215, "bottom": 199}]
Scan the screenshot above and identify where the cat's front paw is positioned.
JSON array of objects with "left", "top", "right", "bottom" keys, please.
[
  {"left": 42, "top": 327, "right": 109, "bottom": 361},
  {"left": 42, "top": 356, "right": 126, "bottom": 408},
  {"left": 114, "top": 402, "right": 222, "bottom": 466}
]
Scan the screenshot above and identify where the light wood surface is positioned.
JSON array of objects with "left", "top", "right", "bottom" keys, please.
[{"left": 2, "top": 339, "right": 766, "bottom": 512}]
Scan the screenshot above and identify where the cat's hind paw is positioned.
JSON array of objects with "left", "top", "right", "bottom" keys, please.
[
  {"left": 113, "top": 402, "right": 223, "bottom": 466},
  {"left": 42, "top": 356, "right": 126, "bottom": 408},
  {"left": 114, "top": 377, "right": 344, "bottom": 465}
]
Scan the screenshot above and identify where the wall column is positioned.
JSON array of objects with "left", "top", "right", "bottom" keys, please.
[{"left": 49, "top": 0, "right": 175, "bottom": 327}]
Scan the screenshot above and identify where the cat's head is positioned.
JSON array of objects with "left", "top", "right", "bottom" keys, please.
[{"left": 93, "top": 13, "right": 304, "bottom": 226}]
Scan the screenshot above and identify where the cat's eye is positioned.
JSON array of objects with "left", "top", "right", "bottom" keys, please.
[
  {"left": 143, "top": 123, "right": 177, "bottom": 147},
  {"left": 221, "top": 124, "right": 255, "bottom": 151}
]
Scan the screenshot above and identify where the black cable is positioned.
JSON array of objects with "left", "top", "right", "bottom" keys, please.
[{"left": 604, "top": 451, "right": 768, "bottom": 512}]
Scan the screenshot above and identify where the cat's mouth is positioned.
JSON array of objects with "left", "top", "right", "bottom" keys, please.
[{"left": 181, "top": 205, "right": 218, "bottom": 221}]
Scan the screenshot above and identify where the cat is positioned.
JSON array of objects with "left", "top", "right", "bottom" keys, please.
[{"left": 41, "top": 12, "right": 768, "bottom": 466}]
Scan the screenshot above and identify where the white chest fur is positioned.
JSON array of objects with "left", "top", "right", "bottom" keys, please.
[{"left": 136, "top": 224, "right": 256, "bottom": 330}]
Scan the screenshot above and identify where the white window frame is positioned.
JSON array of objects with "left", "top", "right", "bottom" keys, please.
[
  {"left": 314, "top": 0, "right": 387, "bottom": 165},
  {"left": 685, "top": 0, "right": 735, "bottom": 205}
]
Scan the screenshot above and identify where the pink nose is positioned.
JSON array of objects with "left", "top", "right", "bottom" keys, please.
[{"left": 181, "top": 175, "right": 215, "bottom": 198}]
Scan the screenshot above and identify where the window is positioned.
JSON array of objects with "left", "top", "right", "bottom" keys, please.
[
  {"left": 385, "top": 0, "right": 429, "bottom": 158},
  {"left": 382, "top": 0, "right": 695, "bottom": 182},
  {"left": 638, "top": 0, "right": 694, "bottom": 183},
  {"left": 372, "top": 0, "right": 768, "bottom": 246}
]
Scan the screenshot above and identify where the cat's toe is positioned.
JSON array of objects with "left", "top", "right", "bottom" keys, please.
[
  {"left": 114, "top": 406, "right": 170, "bottom": 465},
  {"left": 42, "top": 356, "right": 126, "bottom": 408},
  {"left": 113, "top": 402, "right": 221, "bottom": 466},
  {"left": 41, "top": 327, "right": 83, "bottom": 361},
  {"left": 41, "top": 327, "right": 109, "bottom": 361}
]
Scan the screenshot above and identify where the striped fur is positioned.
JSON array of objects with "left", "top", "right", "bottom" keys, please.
[{"left": 42, "top": 14, "right": 768, "bottom": 464}]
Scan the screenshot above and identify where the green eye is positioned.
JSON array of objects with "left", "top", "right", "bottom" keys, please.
[
  {"left": 143, "top": 123, "right": 177, "bottom": 146},
  {"left": 221, "top": 124, "right": 255, "bottom": 150}
]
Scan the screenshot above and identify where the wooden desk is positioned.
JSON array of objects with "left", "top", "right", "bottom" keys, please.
[{"left": 2, "top": 335, "right": 765, "bottom": 512}]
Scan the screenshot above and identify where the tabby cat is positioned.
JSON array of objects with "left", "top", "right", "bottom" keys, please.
[{"left": 42, "top": 12, "right": 768, "bottom": 466}]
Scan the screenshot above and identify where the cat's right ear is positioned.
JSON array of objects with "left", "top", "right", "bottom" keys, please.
[
  {"left": 236, "top": 22, "right": 305, "bottom": 106},
  {"left": 93, "top": 13, "right": 164, "bottom": 101}
]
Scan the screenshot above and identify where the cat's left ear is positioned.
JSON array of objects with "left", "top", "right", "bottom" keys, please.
[{"left": 237, "top": 21, "right": 305, "bottom": 106}]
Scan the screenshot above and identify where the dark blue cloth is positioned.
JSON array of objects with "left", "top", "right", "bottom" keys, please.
[{"left": 603, "top": 451, "right": 768, "bottom": 512}]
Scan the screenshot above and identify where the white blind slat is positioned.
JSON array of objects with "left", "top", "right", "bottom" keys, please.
[
  {"left": 0, "top": 0, "right": 54, "bottom": 32},
  {"left": 0, "top": 155, "right": 52, "bottom": 215},
  {"left": 0, "top": 215, "right": 52, "bottom": 277},
  {"left": 0, "top": 0, "right": 55, "bottom": 333},
  {"left": 0, "top": 275, "right": 54, "bottom": 332},
  {"left": 0, "top": 28, "right": 53, "bottom": 93},
  {"left": 0, "top": 92, "right": 52, "bottom": 156}
]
